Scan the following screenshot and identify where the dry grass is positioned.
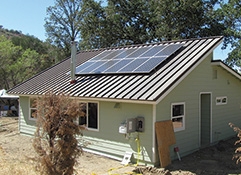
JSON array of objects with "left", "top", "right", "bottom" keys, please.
[
  {"left": 0, "top": 117, "right": 38, "bottom": 175},
  {"left": 1, "top": 117, "right": 240, "bottom": 175},
  {"left": 0, "top": 117, "right": 136, "bottom": 175},
  {"left": 0, "top": 146, "right": 38, "bottom": 175}
]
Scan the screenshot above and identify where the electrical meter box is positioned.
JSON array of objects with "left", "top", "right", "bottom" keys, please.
[
  {"left": 119, "top": 117, "right": 145, "bottom": 134},
  {"left": 126, "top": 118, "right": 137, "bottom": 133}
]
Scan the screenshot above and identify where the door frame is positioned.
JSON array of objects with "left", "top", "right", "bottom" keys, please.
[{"left": 199, "top": 92, "right": 212, "bottom": 147}]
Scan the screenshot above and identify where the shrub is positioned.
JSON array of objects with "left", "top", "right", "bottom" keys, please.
[
  {"left": 229, "top": 123, "right": 241, "bottom": 164},
  {"left": 33, "top": 91, "right": 85, "bottom": 175}
]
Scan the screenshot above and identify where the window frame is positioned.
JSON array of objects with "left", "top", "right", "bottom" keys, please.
[
  {"left": 171, "top": 102, "right": 185, "bottom": 132},
  {"left": 78, "top": 101, "right": 99, "bottom": 131},
  {"left": 29, "top": 97, "right": 37, "bottom": 121}
]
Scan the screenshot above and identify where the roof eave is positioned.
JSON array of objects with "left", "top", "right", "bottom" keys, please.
[
  {"left": 12, "top": 93, "right": 157, "bottom": 105},
  {"left": 211, "top": 60, "right": 241, "bottom": 80}
]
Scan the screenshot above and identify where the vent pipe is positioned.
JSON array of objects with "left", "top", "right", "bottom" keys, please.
[{"left": 70, "top": 41, "right": 77, "bottom": 84}]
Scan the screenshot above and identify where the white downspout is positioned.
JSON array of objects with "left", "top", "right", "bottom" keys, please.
[{"left": 152, "top": 104, "right": 156, "bottom": 163}]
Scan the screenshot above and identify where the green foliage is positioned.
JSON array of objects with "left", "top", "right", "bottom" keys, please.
[
  {"left": 44, "top": 0, "right": 82, "bottom": 57},
  {"left": 229, "top": 123, "right": 241, "bottom": 164},
  {"left": 106, "top": 0, "right": 154, "bottom": 45},
  {"left": 0, "top": 35, "right": 22, "bottom": 89},
  {"left": 0, "top": 28, "right": 66, "bottom": 89},
  {"left": 215, "top": 0, "right": 241, "bottom": 67},
  {"left": 33, "top": 91, "right": 85, "bottom": 175},
  {"left": 79, "top": 0, "right": 223, "bottom": 49},
  {"left": 11, "top": 35, "right": 47, "bottom": 54},
  {"left": 0, "top": 35, "right": 47, "bottom": 89},
  {"left": 79, "top": 0, "right": 108, "bottom": 49},
  {"left": 153, "top": 0, "right": 222, "bottom": 40}
]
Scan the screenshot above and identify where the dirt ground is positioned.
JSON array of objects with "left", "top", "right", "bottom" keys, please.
[{"left": 0, "top": 117, "right": 241, "bottom": 175}]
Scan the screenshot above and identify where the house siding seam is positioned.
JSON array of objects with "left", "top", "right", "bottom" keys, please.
[{"left": 8, "top": 36, "right": 224, "bottom": 102}]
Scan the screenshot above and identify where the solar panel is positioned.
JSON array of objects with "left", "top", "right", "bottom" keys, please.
[
  {"left": 140, "top": 45, "right": 165, "bottom": 57},
  {"left": 75, "top": 43, "right": 184, "bottom": 75}
]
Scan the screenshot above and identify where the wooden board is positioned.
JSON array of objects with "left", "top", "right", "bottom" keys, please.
[{"left": 155, "top": 120, "right": 176, "bottom": 168}]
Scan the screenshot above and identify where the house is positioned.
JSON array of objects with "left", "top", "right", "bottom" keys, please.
[{"left": 8, "top": 36, "right": 241, "bottom": 166}]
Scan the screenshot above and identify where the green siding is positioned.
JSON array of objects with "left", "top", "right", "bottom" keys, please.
[
  {"left": 156, "top": 53, "right": 241, "bottom": 161},
  {"left": 19, "top": 96, "right": 36, "bottom": 135},
  {"left": 18, "top": 97, "right": 154, "bottom": 165},
  {"left": 82, "top": 101, "right": 153, "bottom": 165}
]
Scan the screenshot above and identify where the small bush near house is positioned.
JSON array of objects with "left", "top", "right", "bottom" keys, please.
[
  {"left": 33, "top": 91, "right": 85, "bottom": 175},
  {"left": 229, "top": 123, "right": 241, "bottom": 164}
]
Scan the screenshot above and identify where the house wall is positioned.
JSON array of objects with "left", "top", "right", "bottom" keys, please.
[
  {"left": 156, "top": 53, "right": 241, "bottom": 163},
  {"left": 18, "top": 96, "right": 154, "bottom": 165},
  {"left": 19, "top": 96, "right": 36, "bottom": 135},
  {"left": 82, "top": 101, "right": 154, "bottom": 165}
]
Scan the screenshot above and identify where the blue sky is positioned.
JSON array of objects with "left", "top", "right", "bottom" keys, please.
[
  {"left": 0, "top": 0, "right": 230, "bottom": 60},
  {"left": 0, "top": 0, "right": 54, "bottom": 41}
]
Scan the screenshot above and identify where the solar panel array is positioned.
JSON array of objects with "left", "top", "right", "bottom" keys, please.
[{"left": 75, "top": 43, "right": 184, "bottom": 75}]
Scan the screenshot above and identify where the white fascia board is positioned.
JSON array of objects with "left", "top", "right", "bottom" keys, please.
[{"left": 211, "top": 61, "right": 241, "bottom": 81}]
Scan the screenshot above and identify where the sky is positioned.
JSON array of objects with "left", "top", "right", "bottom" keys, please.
[
  {"left": 0, "top": 0, "right": 230, "bottom": 60},
  {"left": 0, "top": 0, "right": 55, "bottom": 41}
]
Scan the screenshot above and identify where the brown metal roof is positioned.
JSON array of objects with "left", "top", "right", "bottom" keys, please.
[{"left": 8, "top": 36, "right": 223, "bottom": 102}]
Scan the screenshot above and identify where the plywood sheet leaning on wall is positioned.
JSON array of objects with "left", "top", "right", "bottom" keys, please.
[{"left": 155, "top": 120, "right": 176, "bottom": 168}]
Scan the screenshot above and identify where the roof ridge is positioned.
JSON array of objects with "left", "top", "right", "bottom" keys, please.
[{"left": 81, "top": 36, "right": 223, "bottom": 51}]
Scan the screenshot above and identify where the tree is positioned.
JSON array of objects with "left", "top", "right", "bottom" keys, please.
[
  {"left": 45, "top": 0, "right": 82, "bottom": 57},
  {"left": 80, "top": 0, "right": 158, "bottom": 48},
  {"left": 0, "top": 36, "right": 21, "bottom": 89},
  {"left": 0, "top": 35, "right": 50, "bottom": 89},
  {"left": 79, "top": 0, "right": 223, "bottom": 48},
  {"left": 151, "top": 0, "right": 223, "bottom": 41},
  {"left": 11, "top": 35, "right": 48, "bottom": 54},
  {"left": 215, "top": 0, "right": 241, "bottom": 67},
  {"left": 11, "top": 35, "right": 55, "bottom": 72},
  {"left": 33, "top": 91, "right": 85, "bottom": 175},
  {"left": 105, "top": 0, "right": 154, "bottom": 45},
  {"left": 9, "top": 48, "right": 41, "bottom": 86},
  {"left": 79, "top": 0, "right": 108, "bottom": 49}
]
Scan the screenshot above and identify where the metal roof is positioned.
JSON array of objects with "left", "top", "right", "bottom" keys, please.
[{"left": 8, "top": 36, "right": 224, "bottom": 102}]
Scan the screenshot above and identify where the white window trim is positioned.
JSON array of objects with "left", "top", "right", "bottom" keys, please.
[
  {"left": 216, "top": 96, "right": 227, "bottom": 105},
  {"left": 171, "top": 102, "right": 185, "bottom": 132},
  {"left": 78, "top": 101, "right": 99, "bottom": 132},
  {"left": 29, "top": 97, "right": 37, "bottom": 121}
]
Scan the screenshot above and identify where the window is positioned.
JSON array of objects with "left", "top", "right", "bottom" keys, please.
[
  {"left": 78, "top": 102, "right": 98, "bottom": 130},
  {"left": 29, "top": 97, "right": 37, "bottom": 120},
  {"left": 171, "top": 102, "right": 185, "bottom": 132},
  {"left": 216, "top": 96, "right": 227, "bottom": 105}
]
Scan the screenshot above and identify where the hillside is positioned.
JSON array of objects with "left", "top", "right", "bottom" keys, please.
[
  {"left": 0, "top": 26, "right": 24, "bottom": 39},
  {"left": 0, "top": 26, "right": 65, "bottom": 90}
]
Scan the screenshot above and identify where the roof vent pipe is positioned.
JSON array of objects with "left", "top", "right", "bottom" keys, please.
[{"left": 70, "top": 41, "right": 77, "bottom": 84}]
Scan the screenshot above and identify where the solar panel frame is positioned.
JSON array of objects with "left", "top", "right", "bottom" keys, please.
[
  {"left": 140, "top": 45, "right": 165, "bottom": 57},
  {"left": 126, "top": 47, "right": 151, "bottom": 58},
  {"left": 134, "top": 56, "right": 167, "bottom": 73},
  {"left": 75, "top": 43, "right": 184, "bottom": 75},
  {"left": 118, "top": 58, "right": 147, "bottom": 73},
  {"left": 101, "top": 49, "right": 126, "bottom": 60},
  {"left": 104, "top": 59, "right": 131, "bottom": 73},
  {"left": 93, "top": 59, "right": 120, "bottom": 73},
  {"left": 112, "top": 48, "right": 138, "bottom": 59},
  {"left": 155, "top": 44, "right": 184, "bottom": 57},
  {"left": 90, "top": 50, "right": 113, "bottom": 61}
]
